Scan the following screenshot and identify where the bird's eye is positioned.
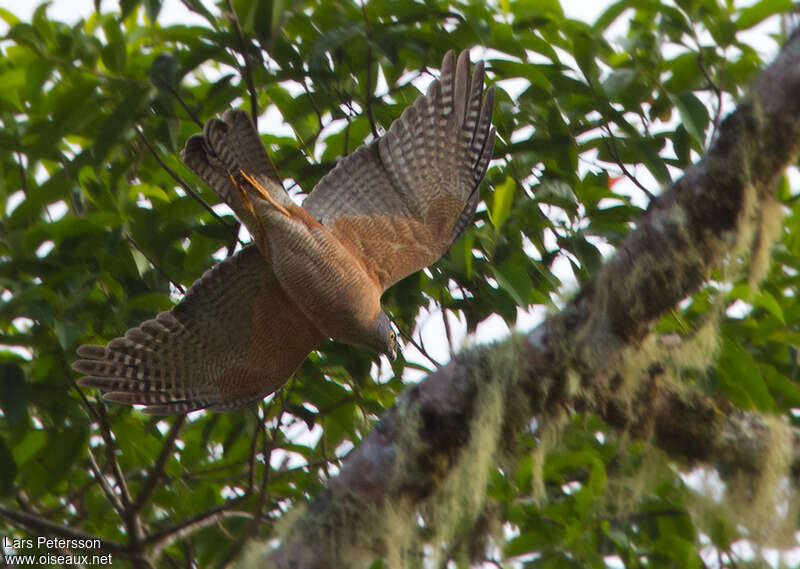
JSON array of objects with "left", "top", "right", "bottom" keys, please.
[{"left": 390, "top": 330, "right": 396, "bottom": 341}]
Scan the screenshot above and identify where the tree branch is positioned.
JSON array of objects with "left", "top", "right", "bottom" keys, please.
[
  {"left": 125, "top": 235, "right": 186, "bottom": 294},
  {"left": 269, "top": 28, "right": 800, "bottom": 568},
  {"left": 360, "top": 2, "right": 380, "bottom": 139},
  {"left": 224, "top": 0, "right": 259, "bottom": 126},
  {"left": 0, "top": 505, "right": 136, "bottom": 559},
  {"left": 134, "top": 127, "right": 243, "bottom": 247},
  {"left": 144, "top": 498, "right": 252, "bottom": 562},
  {"left": 131, "top": 416, "right": 186, "bottom": 513}
]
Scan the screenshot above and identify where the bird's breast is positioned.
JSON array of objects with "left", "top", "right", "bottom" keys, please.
[{"left": 264, "top": 214, "right": 382, "bottom": 345}]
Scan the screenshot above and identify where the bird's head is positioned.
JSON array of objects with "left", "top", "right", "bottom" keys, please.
[{"left": 371, "top": 311, "right": 399, "bottom": 361}]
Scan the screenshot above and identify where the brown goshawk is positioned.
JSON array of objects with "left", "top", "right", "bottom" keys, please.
[{"left": 73, "top": 49, "right": 496, "bottom": 414}]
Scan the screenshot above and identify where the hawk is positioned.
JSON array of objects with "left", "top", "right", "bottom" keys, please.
[{"left": 73, "top": 49, "right": 496, "bottom": 414}]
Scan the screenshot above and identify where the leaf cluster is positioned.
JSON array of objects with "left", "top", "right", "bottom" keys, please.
[{"left": 0, "top": 0, "right": 798, "bottom": 567}]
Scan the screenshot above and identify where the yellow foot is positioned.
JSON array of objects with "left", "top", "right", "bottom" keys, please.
[
  {"left": 240, "top": 170, "right": 292, "bottom": 218},
  {"left": 228, "top": 174, "right": 258, "bottom": 218},
  {"left": 228, "top": 173, "right": 270, "bottom": 256}
]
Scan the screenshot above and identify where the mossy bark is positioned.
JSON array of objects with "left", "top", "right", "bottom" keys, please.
[{"left": 262, "top": 28, "right": 800, "bottom": 569}]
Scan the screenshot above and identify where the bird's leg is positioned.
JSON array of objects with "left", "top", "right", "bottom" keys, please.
[
  {"left": 239, "top": 170, "right": 292, "bottom": 218},
  {"left": 228, "top": 173, "right": 259, "bottom": 219},
  {"left": 228, "top": 173, "right": 270, "bottom": 257}
]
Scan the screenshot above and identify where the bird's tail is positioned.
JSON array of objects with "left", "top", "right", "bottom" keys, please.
[{"left": 182, "top": 110, "right": 292, "bottom": 247}]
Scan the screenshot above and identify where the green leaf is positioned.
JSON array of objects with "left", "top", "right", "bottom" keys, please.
[
  {"left": 130, "top": 182, "right": 170, "bottom": 203},
  {"left": 593, "top": 134, "right": 671, "bottom": 186},
  {"left": 489, "top": 176, "right": 516, "bottom": 231},
  {"left": 180, "top": 0, "right": 216, "bottom": 24},
  {"left": 671, "top": 92, "right": 710, "bottom": 144},
  {"left": 101, "top": 18, "right": 127, "bottom": 72},
  {"left": 0, "top": 68, "right": 26, "bottom": 111},
  {"left": 120, "top": 0, "right": 139, "bottom": 20},
  {"left": 664, "top": 52, "right": 705, "bottom": 93},
  {"left": 8, "top": 23, "right": 47, "bottom": 55},
  {"left": 673, "top": 125, "right": 690, "bottom": 166},
  {"left": 558, "top": 234, "right": 602, "bottom": 282},
  {"left": 654, "top": 533, "right": 701, "bottom": 568},
  {"left": 762, "top": 366, "right": 800, "bottom": 408},
  {"left": 491, "top": 253, "right": 534, "bottom": 307},
  {"left": 505, "top": 530, "right": 552, "bottom": 557},
  {"left": 150, "top": 52, "right": 180, "bottom": 90},
  {"left": 752, "top": 290, "right": 784, "bottom": 323},
  {"left": 736, "top": 0, "right": 794, "bottom": 30},
  {"left": 0, "top": 7, "right": 21, "bottom": 27},
  {"left": 449, "top": 231, "right": 475, "bottom": 279},
  {"left": 92, "top": 85, "right": 150, "bottom": 163},
  {"left": 144, "top": 0, "right": 163, "bottom": 23},
  {"left": 27, "top": 426, "right": 88, "bottom": 496},
  {"left": 716, "top": 337, "right": 774, "bottom": 411},
  {"left": 603, "top": 68, "right": 636, "bottom": 99}
]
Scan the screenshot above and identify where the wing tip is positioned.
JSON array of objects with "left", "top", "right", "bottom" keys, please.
[
  {"left": 484, "top": 84, "right": 496, "bottom": 109},
  {"left": 181, "top": 135, "right": 198, "bottom": 159},
  {"left": 455, "top": 49, "right": 471, "bottom": 89},
  {"left": 75, "top": 344, "right": 106, "bottom": 359},
  {"left": 222, "top": 108, "right": 251, "bottom": 124},
  {"left": 75, "top": 374, "right": 102, "bottom": 388},
  {"left": 103, "top": 392, "right": 203, "bottom": 415},
  {"left": 443, "top": 48, "right": 457, "bottom": 67}
]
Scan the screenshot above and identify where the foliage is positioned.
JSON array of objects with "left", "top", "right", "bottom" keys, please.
[{"left": 0, "top": 0, "right": 798, "bottom": 567}]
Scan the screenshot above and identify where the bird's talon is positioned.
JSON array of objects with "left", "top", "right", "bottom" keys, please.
[
  {"left": 229, "top": 173, "right": 258, "bottom": 217},
  {"left": 240, "top": 170, "right": 292, "bottom": 218}
]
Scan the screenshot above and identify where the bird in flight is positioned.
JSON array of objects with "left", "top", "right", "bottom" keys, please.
[{"left": 73, "top": 49, "right": 496, "bottom": 414}]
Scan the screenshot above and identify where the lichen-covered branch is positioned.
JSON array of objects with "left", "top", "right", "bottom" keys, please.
[{"left": 264, "top": 29, "right": 800, "bottom": 569}]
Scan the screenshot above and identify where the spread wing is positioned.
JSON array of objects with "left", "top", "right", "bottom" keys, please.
[
  {"left": 73, "top": 246, "right": 322, "bottom": 414},
  {"left": 302, "top": 49, "right": 495, "bottom": 290}
]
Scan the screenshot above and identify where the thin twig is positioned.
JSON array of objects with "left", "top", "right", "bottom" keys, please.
[
  {"left": 343, "top": 115, "right": 351, "bottom": 155},
  {"left": 600, "top": 125, "right": 657, "bottom": 202},
  {"left": 246, "top": 414, "right": 261, "bottom": 494},
  {"left": 125, "top": 235, "right": 186, "bottom": 294},
  {"left": 86, "top": 447, "right": 125, "bottom": 515},
  {"left": 680, "top": 21, "right": 723, "bottom": 145},
  {"left": 95, "top": 403, "right": 144, "bottom": 545},
  {"left": 360, "top": 2, "right": 380, "bottom": 138},
  {"left": 301, "top": 80, "right": 325, "bottom": 131},
  {"left": 439, "top": 292, "right": 455, "bottom": 357},
  {"left": 132, "top": 415, "right": 187, "bottom": 512},
  {"left": 59, "top": 349, "right": 102, "bottom": 425},
  {"left": 145, "top": 498, "right": 252, "bottom": 562},
  {"left": 225, "top": 0, "right": 259, "bottom": 125},
  {"left": 696, "top": 49, "right": 723, "bottom": 143},
  {"left": 218, "top": 401, "right": 287, "bottom": 568},
  {"left": 397, "top": 324, "right": 441, "bottom": 369},
  {"left": 134, "top": 127, "right": 243, "bottom": 246},
  {"left": 160, "top": 81, "right": 203, "bottom": 128}
]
